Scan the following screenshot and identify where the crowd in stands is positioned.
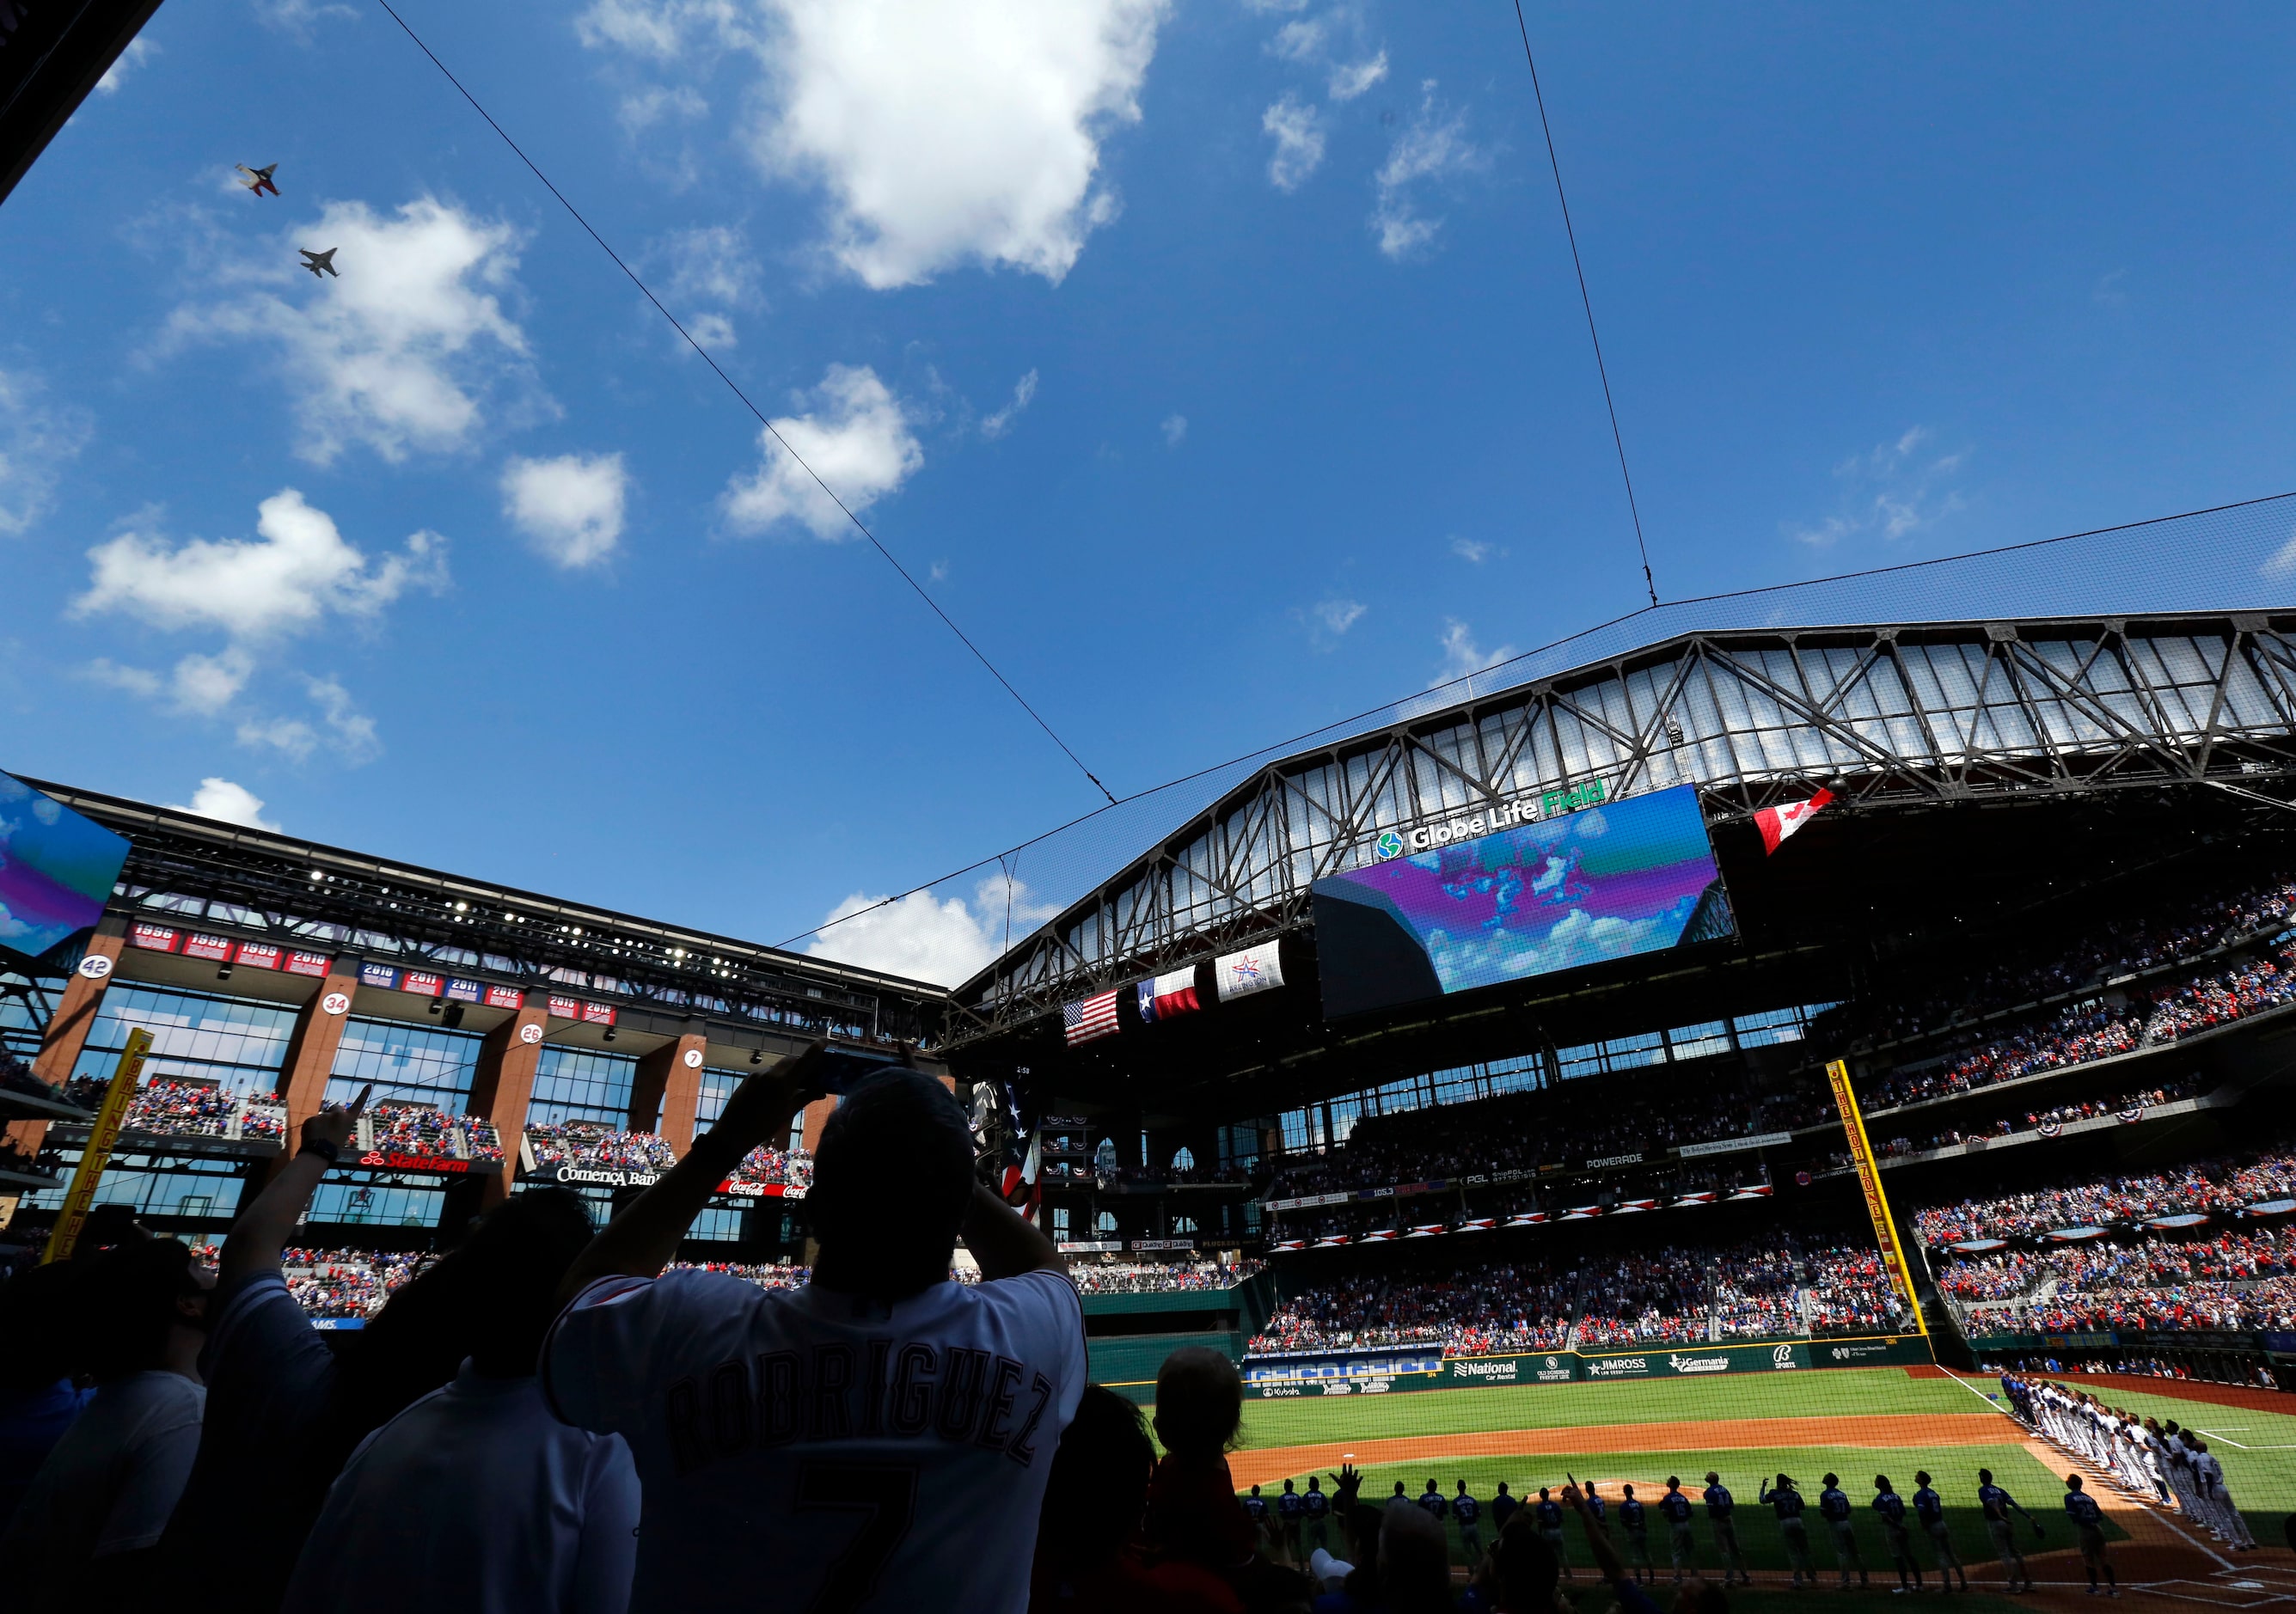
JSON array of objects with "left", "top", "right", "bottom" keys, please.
[
  {"left": 1873, "top": 1081, "right": 2195, "bottom": 1158},
  {"left": 1860, "top": 869, "right": 2296, "bottom": 1048},
  {"left": 1068, "top": 1260, "right": 1264, "bottom": 1294},
  {"left": 1572, "top": 1250, "right": 1709, "bottom": 1345},
  {"left": 279, "top": 1247, "right": 427, "bottom": 1320},
  {"left": 721, "top": 1143, "right": 810, "bottom": 1191},
  {"left": 1913, "top": 1146, "right": 2296, "bottom": 1244},
  {"left": 523, "top": 1121, "right": 678, "bottom": 1173},
  {"left": 1711, "top": 1240, "right": 1803, "bottom": 1339},
  {"left": 1865, "top": 936, "right": 2296, "bottom": 1112},
  {"left": 662, "top": 1260, "right": 809, "bottom": 1291},
  {"left": 1803, "top": 1244, "right": 1913, "bottom": 1335},
  {"left": 1250, "top": 1258, "right": 1579, "bottom": 1355},
  {"left": 49, "top": 1078, "right": 290, "bottom": 1142},
  {"left": 1261, "top": 1074, "right": 1830, "bottom": 1206},
  {"left": 1938, "top": 1226, "right": 2296, "bottom": 1336}
]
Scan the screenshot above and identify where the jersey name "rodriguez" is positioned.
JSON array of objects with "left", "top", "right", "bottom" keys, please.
[{"left": 663, "top": 1337, "right": 1056, "bottom": 1471}]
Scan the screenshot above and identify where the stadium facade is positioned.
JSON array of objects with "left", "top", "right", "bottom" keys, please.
[
  {"left": 7, "top": 607, "right": 2296, "bottom": 1385},
  {"left": 1, "top": 780, "right": 946, "bottom": 1247}
]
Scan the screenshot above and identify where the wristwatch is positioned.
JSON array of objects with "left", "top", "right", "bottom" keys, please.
[{"left": 302, "top": 1136, "right": 341, "bottom": 1165}]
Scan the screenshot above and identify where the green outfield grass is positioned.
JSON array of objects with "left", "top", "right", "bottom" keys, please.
[
  {"left": 1221, "top": 1367, "right": 1985, "bottom": 1451},
  {"left": 1266, "top": 1443, "right": 2093, "bottom": 1575}
]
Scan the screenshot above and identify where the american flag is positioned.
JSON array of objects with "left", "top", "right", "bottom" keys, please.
[{"left": 1063, "top": 989, "right": 1121, "bottom": 1046}]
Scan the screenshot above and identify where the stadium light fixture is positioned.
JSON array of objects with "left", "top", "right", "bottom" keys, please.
[{"left": 602, "top": 1026, "right": 617, "bottom": 1042}]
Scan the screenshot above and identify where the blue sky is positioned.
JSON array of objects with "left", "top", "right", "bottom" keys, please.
[{"left": 3, "top": 2, "right": 2293, "bottom": 985}]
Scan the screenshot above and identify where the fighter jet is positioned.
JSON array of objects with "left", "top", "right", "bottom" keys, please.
[
  {"left": 236, "top": 164, "right": 279, "bottom": 197},
  {"left": 299, "top": 248, "right": 338, "bottom": 278}
]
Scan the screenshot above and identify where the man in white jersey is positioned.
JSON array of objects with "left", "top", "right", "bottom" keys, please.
[{"left": 544, "top": 1049, "right": 1087, "bottom": 1613}]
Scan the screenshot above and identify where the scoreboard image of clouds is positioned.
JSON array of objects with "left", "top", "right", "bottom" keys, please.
[{"left": 1311, "top": 783, "right": 1735, "bottom": 1019}]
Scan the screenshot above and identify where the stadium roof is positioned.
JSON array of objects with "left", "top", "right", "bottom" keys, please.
[
  {"left": 948, "top": 608, "right": 2296, "bottom": 1053},
  {"left": 22, "top": 776, "right": 950, "bottom": 1045}
]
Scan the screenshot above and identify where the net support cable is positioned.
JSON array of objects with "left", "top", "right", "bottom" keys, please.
[{"left": 369, "top": 0, "right": 1117, "bottom": 807}]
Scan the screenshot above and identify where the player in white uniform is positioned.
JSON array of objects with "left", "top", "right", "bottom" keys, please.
[
  {"left": 543, "top": 1052, "right": 1088, "bottom": 1614},
  {"left": 2190, "top": 1440, "right": 2256, "bottom": 1550}
]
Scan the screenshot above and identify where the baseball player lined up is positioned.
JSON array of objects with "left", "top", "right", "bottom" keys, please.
[
  {"left": 1977, "top": 1468, "right": 2042, "bottom": 1595},
  {"left": 1301, "top": 1474, "right": 1331, "bottom": 1552},
  {"left": 1656, "top": 1476, "right": 1696, "bottom": 1579},
  {"left": 1617, "top": 1484, "right": 1652, "bottom": 1583},
  {"left": 1534, "top": 1487, "right": 1572, "bottom": 1576},
  {"left": 1453, "top": 1480, "right": 1483, "bottom": 1561},
  {"left": 1817, "top": 1472, "right": 1869, "bottom": 1590},
  {"left": 1912, "top": 1470, "right": 1968, "bottom": 1592},
  {"left": 1870, "top": 1475, "right": 1923, "bottom": 1593},
  {"left": 1760, "top": 1473, "right": 1817, "bottom": 1588},
  {"left": 542, "top": 1055, "right": 1088, "bottom": 1614},
  {"left": 1701, "top": 1470, "right": 1751, "bottom": 1587}
]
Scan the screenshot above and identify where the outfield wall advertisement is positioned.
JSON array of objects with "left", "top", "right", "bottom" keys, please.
[{"left": 1240, "top": 1336, "right": 1932, "bottom": 1397}]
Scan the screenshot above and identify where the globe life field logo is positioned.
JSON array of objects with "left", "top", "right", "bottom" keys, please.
[{"left": 1374, "top": 829, "right": 1405, "bottom": 861}]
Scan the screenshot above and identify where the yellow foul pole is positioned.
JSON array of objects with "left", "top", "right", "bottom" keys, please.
[
  {"left": 1824, "top": 1056, "right": 1929, "bottom": 1339},
  {"left": 42, "top": 1027, "right": 152, "bottom": 1263}
]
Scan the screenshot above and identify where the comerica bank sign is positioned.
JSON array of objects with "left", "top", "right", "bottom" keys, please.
[{"left": 1375, "top": 779, "right": 1612, "bottom": 861}]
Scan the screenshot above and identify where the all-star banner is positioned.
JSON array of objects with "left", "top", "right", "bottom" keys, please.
[{"left": 1214, "top": 941, "right": 1285, "bottom": 1002}]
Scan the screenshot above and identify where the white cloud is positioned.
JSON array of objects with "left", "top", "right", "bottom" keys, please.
[
  {"left": 980, "top": 369, "right": 1040, "bottom": 440},
  {"left": 1431, "top": 617, "right": 1516, "bottom": 687},
  {"left": 95, "top": 37, "right": 157, "bottom": 95},
  {"left": 723, "top": 364, "right": 921, "bottom": 539},
  {"left": 1267, "top": 17, "right": 1324, "bottom": 60},
  {"left": 77, "top": 489, "right": 447, "bottom": 640},
  {"left": 805, "top": 874, "right": 1058, "bottom": 987},
  {"left": 168, "top": 648, "right": 256, "bottom": 714},
  {"left": 254, "top": 0, "right": 355, "bottom": 39},
  {"left": 166, "top": 777, "right": 280, "bottom": 831},
  {"left": 236, "top": 676, "right": 381, "bottom": 764},
  {"left": 1328, "top": 50, "right": 1387, "bottom": 101},
  {"left": 1373, "top": 82, "right": 1478, "bottom": 260},
  {"left": 1262, "top": 94, "right": 1326, "bottom": 192},
  {"left": 2261, "top": 529, "right": 2296, "bottom": 579},
  {"left": 165, "top": 196, "right": 536, "bottom": 464},
  {"left": 585, "top": 0, "right": 1168, "bottom": 289},
  {"left": 1786, "top": 426, "right": 1967, "bottom": 546},
  {"left": 1450, "top": 536, "right": 1492, "bottom": 563},
  {"left": 502, "top": 453, "right": 629, "bottom": 570},
  {"left": 661, "top": 224, "right": 758, "bottom": 346},
  {"left": 1160, "top": 412, "right": 1187, "bottom": 447},
  {"left": 0, "top": 367, "right": 92, "bottom": 537},
  {"left": 619, "top": 83, "right": 708, "bottom": 133},
  {"left": 1313, "top": 597, "right": 1366, "bottom": 634}
]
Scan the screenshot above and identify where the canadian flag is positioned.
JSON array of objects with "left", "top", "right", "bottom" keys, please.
[{"left": 1754, "top": 788, "right": 1834, "bottom": 855}]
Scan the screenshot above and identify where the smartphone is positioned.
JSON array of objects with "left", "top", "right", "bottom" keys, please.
[{"left": 811, "top": 1048, "right": 909, "bottom": 1094}]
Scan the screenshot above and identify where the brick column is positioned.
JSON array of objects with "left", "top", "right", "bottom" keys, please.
[
  {"left": 273, "top": 963, "right": 364, "bottom": 1155},
  {"left": 798, "top": 1097, "right": 836, "bottom": 1152},
  {"left": 467, "top": 1001, "right": 551, "bottom": 1207},
  {"left": 630, "top": 1027, "right": 707, "bottom": 1149},
  {"left": 9, "top": 925, "right": 127, "bottom": 1159}
]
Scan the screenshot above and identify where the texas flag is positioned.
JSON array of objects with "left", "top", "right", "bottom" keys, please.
[
  {"left": 1136, "top": 967, "right": 1202, "bottom": 1024},
  {"left": 1754, "top": 787, "right": 1834, "bottom": 855}
]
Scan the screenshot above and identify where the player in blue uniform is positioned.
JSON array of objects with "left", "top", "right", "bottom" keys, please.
[
  {"left": 1762, "top": 1471, "right": 1815, "bottom": 1587},
  {"left": 1977, "top": 1468, "right": 2042, "bottom": 1594},
  {"left": 1301, "top": 1474, "right": 1332, "bottom": 1554},
  {"left": 1535, "top": 1486, "right": 1572, "bottom": 1578},
  {"left": 1873, "top": 1473, "right": 1924, "bottom": 1593},
  {"left": 1418, "top": 1477, "right": 1448, "bottom": 1524},
  {"left": 1912, "top": 1470, "right": 1968, "bottom": 1592},
  {"left": 1242, "top": 1483, "right": 1270, "bottom": 1558},
  {"left": 2064, "top": 1474, "right": 2116, "bottom": 1596},
  {"left": 1702, "top": 1470, "right": 1751, "bottom": 1586},
  {"left": 1490, "top": 1481, "right": 1520, "bottom": 1535},
  {"left": 1819, "top": 1471, "right": 1869, "bottom": 1589},
  {"left": 1276, "top": 1476, "right": 1304, "bottom": 1565},
  {"left": 1657, "top": 1476, "right": 1696, "bottom": 1580},
  {"left": 1453, "top": 1480, "right": 1483, "bottom": 1565},
  {"left": 1618, "top": 1483, "right": 1652, "bottom": 1583}
]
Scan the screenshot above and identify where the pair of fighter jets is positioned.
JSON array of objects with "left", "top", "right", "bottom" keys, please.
[{"left": 234, "top": 162, "right": 337, "bottom": 278}]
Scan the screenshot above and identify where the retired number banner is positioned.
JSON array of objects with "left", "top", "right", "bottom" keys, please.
[{"left": 1825, "top": 1057, "right": 1926, "bottom": 1336}]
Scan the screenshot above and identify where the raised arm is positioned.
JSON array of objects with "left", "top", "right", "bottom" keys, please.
[
  {"left": 960, "top": 1182, "right": 1065, "bottom": 1280},
  {"left": 1562, "top": 1483, "right": 1629, "bottom": 1584},
  {"left": 554, "top": 1044, "right": 823, "bottom": 1306},
  {"left": 217, "top": 1085, "right": 367, "bottom": 1297}
]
